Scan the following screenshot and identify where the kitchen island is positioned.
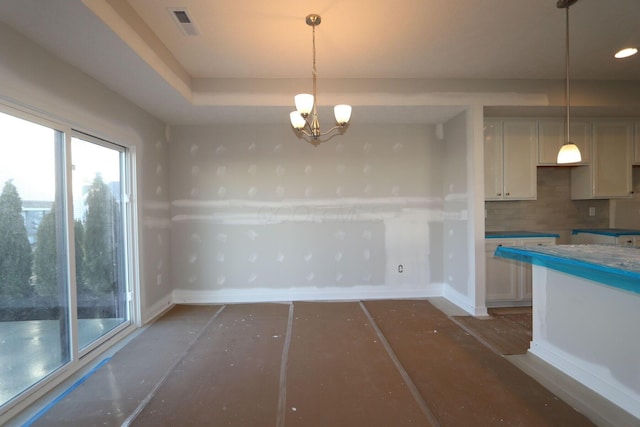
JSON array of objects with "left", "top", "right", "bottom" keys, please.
[{"left": 495, "top": 244, "right": 640, "bottom": 419}]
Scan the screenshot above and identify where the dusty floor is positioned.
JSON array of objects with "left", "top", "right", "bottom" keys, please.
[{"left": 20, "top": 300, "right": 599, "bottom": 427}]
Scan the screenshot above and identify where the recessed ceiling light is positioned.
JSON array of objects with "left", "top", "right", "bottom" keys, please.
[{"left": 614, "top": 47, "right": 638, "bottom": 59}]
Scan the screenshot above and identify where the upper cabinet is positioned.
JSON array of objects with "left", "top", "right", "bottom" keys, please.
[
  {"left": 484, "top": 119, "right": 537, "bottom": 201},
  {"left": 571, "top": 119, "right": 633, "bottom": 199},
  {"left": 538, "top": 119, "right": 591, "bottom": 165}
]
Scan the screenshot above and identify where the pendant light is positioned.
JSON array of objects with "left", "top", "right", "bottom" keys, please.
[
  {"left": 556, "top": 0, "right": 582, "bottom": 164},
  {"left": 289, "top": 14, "right": 352, "bottom": 145}
]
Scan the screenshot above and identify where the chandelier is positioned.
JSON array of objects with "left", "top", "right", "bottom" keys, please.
[
  {"left": 289, "top": 14, "right": 352, "bottom": 144},
  {"left": 556, "top": 0, "right": 582, "bottom": 164}
]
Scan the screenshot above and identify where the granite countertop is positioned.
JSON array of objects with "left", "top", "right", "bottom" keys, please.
[
  {"left": 572, "top": 228, "right": 640, "bottom": 236},
  {"left": 485, "top": 230, "right": 560, "bottom": 239}
]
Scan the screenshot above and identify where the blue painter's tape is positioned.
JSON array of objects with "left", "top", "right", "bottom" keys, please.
[
  {"left": 485, "top": 231, "right": 560, "bottom": 239},
  {"left": 572, "top": 228, "right": 640, "bottom": 236},
  {"left": 21, "top": 357, "right": 112, "bottom": 427},
  {"left": 494, "top": 244, "right": 640, "bottom": 296}
]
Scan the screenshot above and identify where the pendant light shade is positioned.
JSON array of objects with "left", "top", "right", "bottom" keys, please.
[
  {"left": 290, "top": 111, "right": 306, "bottom": 130},
  {"left": 557, "top": 142, "right": 582, "bottom": 163},
  {"left": 556, "top": 0, "right": 582, "bottom": 164},
  {"left": 334, "top": 105, "right": 352, "bottom": 126},
  {"left": 294, "top": 94, "right": 314, "bottom": 116}
]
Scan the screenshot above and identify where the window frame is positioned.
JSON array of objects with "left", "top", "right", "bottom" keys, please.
[{"left": 0, "top": 101, "right": 140, "bottom": 420}]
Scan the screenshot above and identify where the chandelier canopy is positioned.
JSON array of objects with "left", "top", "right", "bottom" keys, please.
[{"left": 289, "top": 14, "right": 352, "bottom": 145}]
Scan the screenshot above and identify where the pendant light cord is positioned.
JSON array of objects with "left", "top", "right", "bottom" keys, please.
[{"left": 565, "top": 4, "right": 571, "bottom": 143}]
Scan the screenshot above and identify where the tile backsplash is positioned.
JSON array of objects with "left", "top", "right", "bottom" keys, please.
[{"left": 485, "top": 167, "right": 610, "bottom": 244}]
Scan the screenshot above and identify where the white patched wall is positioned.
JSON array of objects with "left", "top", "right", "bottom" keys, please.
[{"left": 168, "top": 122, "right": 449, "bottom": 302}]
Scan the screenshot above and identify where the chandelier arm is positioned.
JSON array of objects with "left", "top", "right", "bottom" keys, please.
[
  {"left": 296, "top": 129, "right": 314, "bottom": 138},
  {"left": 318, "top": 125, "right": 347, "bottom": 137}
]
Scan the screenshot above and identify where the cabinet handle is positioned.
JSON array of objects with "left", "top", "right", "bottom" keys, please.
[
  {"left": 497, "top": 193, "right": 502, "bottom": 196},
  {"left": 505, "top": 192, "right": 510, "bottom": 196}
]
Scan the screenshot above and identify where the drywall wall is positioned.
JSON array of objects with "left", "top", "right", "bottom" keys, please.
[
  {"left": 168, "top": 123, "right": 446, "bottom": 302},
  {"left": 0, "top": 22, "right": 171, "bottom": 323},
  {"left": 441, "top": 109, "right": 484, "bottom": 313}
]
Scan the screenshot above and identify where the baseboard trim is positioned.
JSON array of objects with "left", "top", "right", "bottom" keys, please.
[
  {"left": 529, "top": 341, "right": 640, "bottom": 420},
  {"left": 442, "top": 284, "right": 488, "bottom": 316},
  {"left": 172, "top": 284, "right": 443, "bottom": 304},
  {"left": 141, "top": 294, "right": 174, "bottom": 325}
]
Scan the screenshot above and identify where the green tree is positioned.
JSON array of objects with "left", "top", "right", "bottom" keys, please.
[
  {"left": 34, "top": 212, "right": 87, "bottom": 297},
  {"left": 83, "top": 174, "right": 116, "bottom": 295},
  {"left": 74, "top": 219, "right": 85, "bottom": 292},
  {"left": 33, "top": 207, "right": 57, "bottom": 297},
  {"left": 0, "top": 180, "right": 33, "bottom": 300}
]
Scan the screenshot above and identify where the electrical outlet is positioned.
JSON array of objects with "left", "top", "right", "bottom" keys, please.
[
  {"left": 398, "top": 264, "right": 403, "bottom": 273},
  {"left": 589, "top": 207, "right": 596, "bottom": 217}
]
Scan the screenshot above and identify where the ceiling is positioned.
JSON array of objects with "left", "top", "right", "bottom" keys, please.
[{"left": 0, "top": 0, "right": 639, "bottom": 125}]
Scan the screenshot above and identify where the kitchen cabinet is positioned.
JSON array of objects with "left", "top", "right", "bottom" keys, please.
[
  {"left": 571, "top": 119, "right": 633, "bottom": 199},
  {"left": 484, "top": 119, "right": 537, "bottom": 201},
  {"left": 635, "top": 121, "right": 640, "bottom": 165},
  {"left": 537, "top": 119, "right": 591, "bottom": 165},
  {"left": 485, "top": 233, "right": 558, "bottom": 306},
  {"left": 571, "top": 228, "right": 640, "bottom": 247}
]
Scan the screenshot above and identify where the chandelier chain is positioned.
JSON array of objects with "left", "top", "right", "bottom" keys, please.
[{"left": 312, "top": 22, "right": 317, "bottom": 113}]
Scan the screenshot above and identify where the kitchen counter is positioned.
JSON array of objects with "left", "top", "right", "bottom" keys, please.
[
  {"left": 495, "top": 244, "right": 640, "bottom": 295},
  {"left": 572, "top": 228, "right": 640, "bottom": 236},
  {"left": 494, "top": 243, "right": 640, "bottom": 418},
  {"left": 485, "top": 231, "right": 560, "bottom": 239}
]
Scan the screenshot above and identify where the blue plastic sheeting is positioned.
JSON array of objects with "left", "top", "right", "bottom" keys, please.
[
  {"left": 572, "top": 228, "right": 640, "bottom": 237},
  {"left": 494, "top": 244, "right": 640, "bottom": 296},
  {"left": 485, "top": 231, "right": 560, "bottom": 239}
]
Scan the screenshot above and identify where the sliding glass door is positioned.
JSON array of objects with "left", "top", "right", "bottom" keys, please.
[
  {"left": 0, "top": 108, "right": 132, "bottom": 409},
  {"left": 71, "top": 135, "right": 129, "bottom": 350},
  {"left": 0, "top": 111, "right": 70, "bottom": 405}
]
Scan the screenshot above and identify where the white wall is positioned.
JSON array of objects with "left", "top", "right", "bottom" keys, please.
[
  {"left": 168, "top": 122, "right": 448, "bottom": 302},
  {"left": 440, "top": 109, "right": 486, "bottom": 315},
  {"left": 0, "top": 22, "right": 171, "bottom": 323}
]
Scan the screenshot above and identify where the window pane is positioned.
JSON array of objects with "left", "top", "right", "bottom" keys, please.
[
  {"left": 71, "top": 137, "right": 128, "bottom": 349},
  {"left": 0, "top": 112, "right": 70, "bottom": 406}
]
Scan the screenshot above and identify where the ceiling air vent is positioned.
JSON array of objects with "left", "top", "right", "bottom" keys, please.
[{"left": 168, "top": 8, "right": 199, "bottom": 36}]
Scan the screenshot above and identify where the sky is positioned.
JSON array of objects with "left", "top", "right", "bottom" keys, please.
[{"left": 0, "top": 111, "right": 121, "bottom": 211}]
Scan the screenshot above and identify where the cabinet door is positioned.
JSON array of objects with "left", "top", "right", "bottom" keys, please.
[
  {"left": 592, "top": 120, "right": 632, "bottom": 198},
  {"left": 616, "top": 236, "right": 638, "bottom": 247},
  {"left": 520, "top": 238, "right": 556, "bottom": 300},
  {"left": 538, "top": 119, "right": 590, "bottom": 165},
  {"left": 502, "top": 120, "right": 537, "bottom": 199},
  {"left": 485, "top": 240, "right": 519, "bottom": 302},
  {"left": 484, "top": 120, "right": 503, "bottom": 200},
  {"left": 635, "top": 121, "right": 640, "bottom": 165}
]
